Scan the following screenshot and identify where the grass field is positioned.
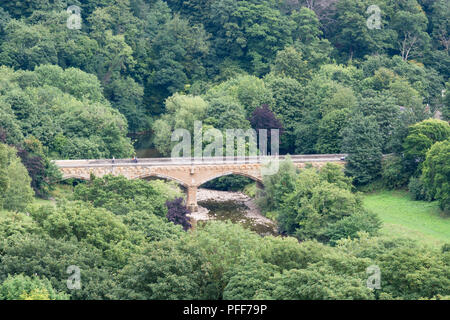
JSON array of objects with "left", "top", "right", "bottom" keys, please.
[{"left": 362, "top": 190, "right": 450, "bottom": 247}]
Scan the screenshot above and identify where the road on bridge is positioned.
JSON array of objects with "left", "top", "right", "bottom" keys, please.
[{"left": 53, "top": 154, "right": 348, "bottom": 168}]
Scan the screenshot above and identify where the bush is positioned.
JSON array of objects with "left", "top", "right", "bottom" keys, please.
[
  {"left": 421, "top": 140, "right": 450, "bottom": 213},
  {"left": 243, "top": 183, "right": 257, "bottom": 198},
  {"left": 408, "top": 177, "right": 429, "bottom": 201},
  {"left": 381, "top": 155, "right": 410, "bottom": 189},
  {"left": 258, "top": 157, "right": 297, "bottom": 212},
  {"left": 278, "top": 167, "right": 381, "bottom": 244},
  {"left": 0, "top": 143, "right": 34, "bottom": 212},
  {"left": 73, "top": 175, "right": 182, "bottom": 216},
  {"left": 166, "top": 197, "right": 191, "bottom": 231},
  {"left": 0, "top": 274, "right": 69, "bottom": 300},
  {"left": 326, "top": 211, "right": 382, "bottom": 245}
]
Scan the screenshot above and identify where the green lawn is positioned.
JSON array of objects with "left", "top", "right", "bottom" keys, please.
[{"left": 362, "top": 190, "right": 450, "bottom": 247}]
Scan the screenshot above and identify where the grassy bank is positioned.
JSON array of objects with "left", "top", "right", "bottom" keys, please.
[{"left": 362, "top": 190, "right": 450, "bottom": 247}]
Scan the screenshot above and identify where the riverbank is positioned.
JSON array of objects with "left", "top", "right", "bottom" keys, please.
[{"left": 189, "top": 188, "right": 277, "bottom": 235}]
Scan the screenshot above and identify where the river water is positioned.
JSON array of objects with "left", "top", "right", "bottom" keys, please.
[{"left": 191, "top": 189, "right": 278, "bottom": 236}]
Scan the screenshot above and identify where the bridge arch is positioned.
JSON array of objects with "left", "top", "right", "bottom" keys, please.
[
  {"left": 198, "top": 171, "right": 263, "bottom": 187},
  {"left": 59, "top": 174, "right": 90, "bottom": 181},
  {"left": 133, "top": 173, "right": 189, "bottom": 188}
]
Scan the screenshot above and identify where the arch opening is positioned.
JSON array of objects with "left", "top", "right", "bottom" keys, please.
[
  {"left": 134, "top": 173, "right": 189, "bottom": 188},
  {"left": 199, "top": 171, "right": 263, "bottom": 188},
  {"left": 199, "top": 172, "right": 263, "bottom": 191}
]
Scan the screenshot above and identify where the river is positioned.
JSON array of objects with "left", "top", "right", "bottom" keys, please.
[{"left": 189, "top": 189, "right": 278, "bottom": 236}]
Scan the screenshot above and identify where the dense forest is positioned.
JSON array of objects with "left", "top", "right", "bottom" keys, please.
[{"left": 0, "top": 0, "right": 449, "bottom": 300}]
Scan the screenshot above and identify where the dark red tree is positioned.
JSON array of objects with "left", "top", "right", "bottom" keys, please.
[
  {"left": 250, "top": 104, "right": 284, "bottom": 134},
  {"left": 250, "top": 104, "right": 284, "bottom": 152},
  {"left": 166, "top": 197, "right": 191, "bottom": 231},
  {"left": 15, "top": 146, "right": 46, "bottom": 196}
]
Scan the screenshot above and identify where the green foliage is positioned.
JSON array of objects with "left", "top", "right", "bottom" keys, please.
[
  {"left": 318, "top": 163, "right": 354, "bottom": 191},
  {"left": 202, "top": 175, "right": 254, "bottom": 192},
  {"left": 0, "top": 66, "right": 133, "bottom": 159},
  {"left": 316, "top": 108, "right": 351, "bottom": 154},
  {"left": 443, "top": 82, "right": 450, "bottom": 121},
  {"left": 341, "top": 114, "right": 383, "bottom": 185},
  {"left": 325, "top": 211, "right": 381, "bottom": 246},
  {"left": 0, "top": 232, "right": 116, "bottom": 299},
  {"left": 30, "top": 201, "right": 143, "bottom": 267},
  {"left": 0, "top": 20, "right": 58, "bottom": 70},
  {"left": 16, "top": 136, "right": 62, "bottom": 198},
  {"left": 258, "top": 157, "right": 298, "bottom": 212},
  {"left": 382, "top": 155, "right": 410, "bottom": 189},
  {"left": 153, "top": 93, "right": 208, "bottom": 156},
  {"left": 73, "top": 174, "right": 182, "bottom": 216},
  {"left": 122, "top": 209, "right": 183, "bottom": 242},
  {"left": 357, "top": 90, "right": 402, "bottom": 152},
  {"left": 403, "top": 119, "right": 450, "bottom": 173},
  {"left": 103, "top": 77, "right": 148, "bottom": 132},
  {"left": 147, "top": 15, "right": 209, "bottom": 109},
  {"left": 421, "top": 140, "right": 450, "bottom": 213},
  {"left": 223, "top": 262, "right": 278, "bottom": 300},
  {"left": 263, "top": 75, "right": 303, "bottom": 152},
  {"left": 203, "top": 95, "right": 250, "bottom": 131},
  {"left": 272, "top": 164, "right": 379, "bottom": 244},
  {"left": 0, "top": 274, "right": 68, "bottom": 300},
  {"left": 271, "top": 46, "right": 310, "bottom": 83},
  {"left": 337, "top": 235, "right": 450, "bottom": 299},
  {"left": 0, "top": 210, "right": 42, "bottom": 239},
  {"left": 115, "top": 238, "right": 211, "bottom": 299},
  {"left": 189, "top": 221, "right": 263, "bottom": 299},
  {"left": 206, "top": 0, "right": 295, "bottom": 75},
  {"left": 0, "top": 143, "right": 34, "bottom": 212},
  {"left": 205, "top": 75, "right": 275, "bottom": 118},
  {"left": 255, "top": 265, "right": 374, "bottom": 300},
  {"left": 408, "top": 176, "right": 430, "bottom": 201}
]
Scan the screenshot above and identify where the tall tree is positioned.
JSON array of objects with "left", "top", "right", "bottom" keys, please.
[
  {"left": 0, "top": 143, "right": 34, "bottom": 212},
  {"left": 341, "top": 113, "right": 383, "bottom": 185},
  {"left": 420, "top": 139, "right": 450, "bottom": 213}
]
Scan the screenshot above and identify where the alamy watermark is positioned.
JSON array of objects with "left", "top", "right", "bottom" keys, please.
[
  {"left": 66, "top": 265, "right": 81, "bottom": 290},
  {"left": 67, "top": 5, "right": 82, "bottom": 30},
  {"left": 366, "top": 265, "right": 381, "bottom": 290},
  {"left": 366, "top": 5, "right": 381, "bottom": 30},
  {"left": 170, "top": 121, "right": 280, "bottom": 175}
]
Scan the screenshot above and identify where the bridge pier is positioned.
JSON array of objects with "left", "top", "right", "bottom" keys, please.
[{"left": 187, "top": 186, "right": 198, "bottom": 212}]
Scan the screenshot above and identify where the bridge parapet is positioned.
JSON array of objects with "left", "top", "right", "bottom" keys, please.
[{"left": 53, "top": 154, "right": 347, "bottom": 167}]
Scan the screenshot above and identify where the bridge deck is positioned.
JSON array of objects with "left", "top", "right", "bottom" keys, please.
[{"left": 53, "top": 154, "right": 347, "bottom": 168}]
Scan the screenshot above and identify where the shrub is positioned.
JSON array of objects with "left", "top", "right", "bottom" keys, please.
[
  {"left": 381, "top": 155, "right": 410, "bottom": 189},
  {"left": 0, "top": 274, "right": 69, "bottom": 300},
  {"left": 421, "top": 140, "right": 450, "bottom": 213},
  {"left": 166, "top": 197, "right": 191, "bottom": 231},
  {"left": 326, "top": 211, "right": 382, "bottom": 245},
  {"left": 408, "top": 177, "right": 429, "bottom": 201}
]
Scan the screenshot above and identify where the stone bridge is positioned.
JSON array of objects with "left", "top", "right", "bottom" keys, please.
[{"left": 53, "top": 155, "right": 346, "bottom": 211}]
